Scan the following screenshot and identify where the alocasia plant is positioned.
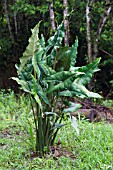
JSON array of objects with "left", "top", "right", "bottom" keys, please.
[{"left": 12, "top": 21, "right": 101, "bottom": 156}]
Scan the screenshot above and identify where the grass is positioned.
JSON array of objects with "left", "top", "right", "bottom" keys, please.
[{"left": 0, "top": 90, "right": 113, "bottom": 170}]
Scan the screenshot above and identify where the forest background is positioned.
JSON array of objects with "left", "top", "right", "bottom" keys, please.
[{"left": 0, "top": 0, "right": 113, "bottom": 98}]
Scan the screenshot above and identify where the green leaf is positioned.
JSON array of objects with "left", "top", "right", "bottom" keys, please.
[
  {"left": 38, "top": 89, "right": 50, "bottom": 105},
  {"left": 50, "top": 123, "right": 66, "bottom": 130},
  {"left": 40, "top": 34, "right": 45, "bottom": 49},
  {"left": 32, "top": 58, "right": 40, "bottom": 80},
  {"left": 32, "top": 48, "right": 44, "bottom": 79},
  {"left": 45, "top": 66, "right": 56, "bottom": 75},
  {"left": 71, "top": 81, "right": 102, "bottom": 98},
  {"left": 44, "top": 112, "right": 59, "bottom": 117},
  {"left": 59, "top": 90, "right": 76, "bottom": 97},
  {"left": 46, "top": 72, "right": 77, "bottom": 95},
  {"left": 110, "top": 80, "right": 113, "bottom": 85},
  {"left": 45, "top": 71, "right": 73, "bottom": 82},
  {"left": 74, "top": 58, "right": 101, "bottom": 85},
  {"left": 63, "top": 102, "right": 82, "bottom": 113},
  {"left": 19, "top": 69, "right": 32, "bottom": 82},
  {"left": 18, "top": 21, "right": 41, "bottom": 73},
  {"left": 55, "top": 46, "right": 71, "bottom": 71},
  {"left": 59, "top": 89, "right": 87, "bottom": 98},
  {"left": 31, "top": 75, "right": 50, "bottom": 105},
  {"left": 46, "top": 22, "right": 65, "bottom": 66},
  {"left": 12, "top": 77, "right": 31, "bottom": 93},
  {"left": 33, "top": 47, "right": 44, "bottom": 63},
  {"left": 38, "top": 63, "right": 49, "bottom": 76},
  {"left": 45, "top": 22, "right": 64, "bottom": 53},
  {"left": 67, "top": 38, "right": 78, "bottom": 67},
  {"left": 33, "top": 93, "right": 42, "bottom": 109}
]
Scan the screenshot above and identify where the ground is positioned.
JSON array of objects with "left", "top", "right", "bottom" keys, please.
[
  {"left": 0, "top": 91, "right": 113, "bottom": 169},
  {"left": 0, "top": 118, "right": 113, "bottom": 169}
]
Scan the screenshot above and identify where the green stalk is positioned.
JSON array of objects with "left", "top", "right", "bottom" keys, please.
[
  {"left": 45, "top": 118, "right": 51, "bottom": 146},
  {"left": 51, "top": 112, "right": 64, "bottom": 145},
  {"left": 42, "top": 116, "right": 47, "bottom": 147},
  {"left": 37, "top": 104, "right": 44, "bottom": 156},
  {"left": 29, "top": 96, "right": 39, "bottom": 152}
]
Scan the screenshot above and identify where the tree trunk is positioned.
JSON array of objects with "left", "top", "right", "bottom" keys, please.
[
  {"left": 86, "top": 0, "right": 92, "bottom": 63},
  {"left": 93, "top": 2, "right": 112, "bottom": 60},
  {"left": 14, "top": 11, "right": 18, "bottom": 36},
  {"left": 3, "top": 0, "right": 14, "bottom": 42},
  {"left": 49, "top": 1, "right": 56, "bottom": 31},
  {"left": 63, "top": 0, "right": 69, "bottom": 46}
]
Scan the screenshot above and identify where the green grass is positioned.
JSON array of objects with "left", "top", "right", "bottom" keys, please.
[{"left": 0, "top": 90, "right": 113, "bottom": 170}]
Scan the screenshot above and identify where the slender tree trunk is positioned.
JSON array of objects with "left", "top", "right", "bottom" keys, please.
[
  {"left": 93, "top": 2, "right": 112, "bottom": 60},
  {"left": 12, "top": 0, "right": 18, "bottom": 36},
  {"left": 3, "top": 0, "right": 14, "bottom": 42},
  {"left": 63, "top": 0, "right": 69, "bottom": 46},
  {"left": 14, "top": 11, "right": 18, "bottom": 36},
  {"left": 86, "top": 0, "right": 92, "bottom": 63},
  {"left": 49, "top": 1, "right": 56, "bottom": 31}
]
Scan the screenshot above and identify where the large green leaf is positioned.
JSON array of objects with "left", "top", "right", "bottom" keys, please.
[
  {"left": 46, "top": 22, "right": 65, "bottom": 66},
  {"left": 45, "top": 22, "right": 64, "bottom": 53},
  {"left": 63, "top": 102, "right": 82, "bottom": 113},
  {"left": 31, "top": 75, "right": 50, "bottom": 105},
  {"left": 32, "top": 48, "right": 44, "bottom": 79},
  {"left": 59, "top": 80, "right": 102, "bottom": 99},
  {"left": 71, "top": 81, "right": 102, "bottom": 98},
  {"left": 18, "top": 22, "right": 41, "bottom": 73},
  {"left": 58, "top": 90, "right": 87, "bottom": 98},
  {"left": 11, "top": 77, "right": 31, "bottom": 93},
  {"left": 74, "top": 58, "right": 101, "bottom": 85},
  {"left": 46, "top": 73, "right": 78, "bottom": 95},
  {"left": 38, "top": 63, "right": 50, "bottom": 76},
  {"left": 19, "top": 69, "right": 32, "bottom": 82},
  {"left": 45, "top": 71, "right": 74, "bottom": 82},
  {"left": 54, "top": 46, "right": 71, "bottom": 71},
  {"left": 58, "top": 58, "right": 101, "bottom": 98},
  {"left": 67, "top": 38, "right": 78, "bottom": 68},
  {"left": 45, "top": 65, "right": 56, "bottom": 75}
]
